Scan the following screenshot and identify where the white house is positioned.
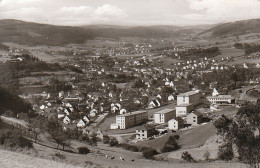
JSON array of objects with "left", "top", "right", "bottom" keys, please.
[
  {"left": 212, "top": 88, "right": 219, "bottom": 96},
  {"left": 63, "top": 116, "right": 70, "bottom": 124},
  {"left": 120, "top": 108, "right": 127, "bottom": 115},
  {"left": 83, "top": 116, "right": 90, "bottom": 124},
  {"left": 148, "top": 99, "right": 161, "bottom": 109},
  {"left": 77, "top": 119, "right": 86, "bottom": 128},
  {"left": 58, "top": 114, "right": 65, "bottom": 119},
  {"left": 168, "top": 117, "right": 184, "bottom": 131},
  {"left": 154, "top": 109, "right": 176, "bottom": 124},
  {"left": 110, "top": 123, "right": 119, "bottom": 129},
  {"left": 89, "top": 109, "right": 98, "bottom": 118},
  {"left": 168, "top": 95, "right": 175, "bottom": 101}
]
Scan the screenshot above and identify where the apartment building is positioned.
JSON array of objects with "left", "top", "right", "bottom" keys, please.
[
  {"left": 116, "top": 111, "right": 148, "bottom": 129},
  {"left": 154, "top": 109, "right": 176, "bottom": 124}
]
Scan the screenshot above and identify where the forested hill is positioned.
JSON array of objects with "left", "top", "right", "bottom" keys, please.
[
  {"left": 0, "top": 19, "right": 95, "bottom": 46},
  {"left": 0, "top": 20, "right": 198, "bottom": 45},
  {"left": 199, "top": 19, "right": 260, "bottom": 37},
  {"left": 0, "top": 87, "right": 32, "bottom": 116}
]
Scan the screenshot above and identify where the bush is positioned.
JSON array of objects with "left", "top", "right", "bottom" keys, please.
[
  {"left": 141, "top": 147, "right": 158, "bottom": 159},
  {"left": 78, "top": 134, "right": 89, "bottom": 142},
  {"left": 103, "top": 135, "right": 110, "bottom": 144},
  {"left": 109, "top": 138, "right": 118, "bottom": 147},
  {"left": 181, "top": 151, "right": 194, "bottom": 162},
  {"left": 120, "top": 143, "right": 139, "bottom": 152},
  {"left": 139, "top": 146, "right": 150, "bottom": 152},
  {"left": 173, "top": 134, "right": 180, "bottom": 140},
  {"left": 0, "top": 130, "right": 33, "bottom": 149},
  {"left": 161, "top": 136, "right": 180, "bottom": 153},
  {"left": 218, "top": 144, "right": 233, "bottom": 162},
  {"left": 54, "top": 153, "right": 66, "bottom": 160},
  {"left": 161, "top": 144, "right": 179, "bottom": 153},
  {"left": 78, "top": 147, "right": 90, "bottom": 154}
]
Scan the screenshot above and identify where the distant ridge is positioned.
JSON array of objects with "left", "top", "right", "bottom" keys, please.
[
  {"left": 199, "top": 19, "right": 260, "bottom": 37},
  {"left": 0, "top": 19, "right": 95, "bottom": 46}
]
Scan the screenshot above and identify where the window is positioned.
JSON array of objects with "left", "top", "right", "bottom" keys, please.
[
  {"left": 183, "top": 97, "right": 185, "bottom": 102},
  {"left": 193, "top": 120, "right": 196, "bottom": 122}
]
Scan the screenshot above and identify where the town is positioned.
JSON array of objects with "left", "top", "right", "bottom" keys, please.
[{"left": 1, "top": 18, "right": 260, "bottom": 168}]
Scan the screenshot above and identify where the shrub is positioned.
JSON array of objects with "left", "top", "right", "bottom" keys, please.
[
  {"left": 54, "top": 153, "right": 66, "bottom": 160},
  {"left": 0, "top": 130, "right": 33, "bottom": 149},
  {"left": 139, "top": 146, "right": 150, "bottom": 152},
  {"left": 120, "top": 143, "right": 139, "bottom": 152},
  {"left": 103, "top": 135, "right": 110, "bottom": 144},
  {"left": 109, "top": 138, "right": 118, "bottom": 147},
  {"left": 181, "top": 151, "right": 194, "bottom": 162},
  {"left": 141, "top": 147, "right": 158, "bottom": 159},
  {"left": 161, "top": 136, "right": 180, "bottom": 153},
  {"left": 173, "top": 134, "right": 180, "bottom": 140},
  {"left": 78, "top": 134, "right": 89, "bottom": 142},
  {"left": 218, "top": 143, "right": 233, "bottom": 162},
  {"left": 78, "top": 147, "right": 90, "bottom": 154}
]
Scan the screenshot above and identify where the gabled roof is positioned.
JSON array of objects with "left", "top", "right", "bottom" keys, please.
[{"left": 189, "top": 111, "right": 203, "bottom": 117}]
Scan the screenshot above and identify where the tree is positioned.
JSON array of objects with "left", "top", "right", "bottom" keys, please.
[
  {"left": 214, "top": 103, "right": 260, "bottom": 167},
  {"left": 218, "top": 143, "right": 234, "bottom": 162},
  {"left": 161, "top": 136, "right": 180, "bottom": 153},
  {"left": 109, "top": 138, "right": 118, "bottom": 147},
  {"left": 89, "top": 133, "right": 98, "bottom": 146},
  {"left": 181, "top": 151, "right": 194, "bottom": 162},
  {"left": 142, "top": 147, "right": 158, "bottom": 159},
  {"left": 78, "top": 147, "right": 90, "bottom": 154},
  {"left": 29, "top": 119, "right": 41, "bottom": 143},
  {"left": 46, "top": 119, "right": 70, "bottom": 150}
]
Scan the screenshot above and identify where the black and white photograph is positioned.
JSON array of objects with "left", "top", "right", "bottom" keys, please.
[{"left": 0, "top": 0, "right": 260, "bottom": 167}]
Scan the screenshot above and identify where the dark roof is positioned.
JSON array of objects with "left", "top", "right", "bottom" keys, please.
[{"left": 192, "top": 111, "right": 203, "bottom": 117}]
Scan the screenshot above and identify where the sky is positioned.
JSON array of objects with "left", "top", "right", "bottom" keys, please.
[{"left": 0, "top": 0, "right": 260, "bottom": 26}]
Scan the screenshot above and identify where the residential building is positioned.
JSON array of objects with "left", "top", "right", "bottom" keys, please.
[
  {"left": 147, "top": 99, "right": 161, "bottom": 109},
  {"left": 77, "top": 119, "right": 86, "bottom": 128},
  {"left": 176, "top": 103, "right": 194, "bottom": 117},
  {"left": 136, "top": 126, "right": 153, "bottom": 140},
  {"left": 176, "top": 90, "right": 201, "bottom": 117},
  {"left": 116, "top": 111, "right": 148, "bottom": 129},
  {"left": 187, "top": 112, "right": 203, "bottom": 125},
  {"left": 63, "top": 116, "right": 70, "bottom": 124},
  {"left": 168, "top": 117, "right": 184, "bottom": 130},
  {"left": 205, "top": 95, "right": 235, "bottom": 105},
  {"left": 177, "top": 90, "right": 201, "bottom": 106},
  {"left": 154, "top": 109, "right": 176, "bottom": 124}
]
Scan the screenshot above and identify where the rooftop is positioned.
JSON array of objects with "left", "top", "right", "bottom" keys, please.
[
  {"left": 117, "top": 110, "right": 147, "bottom": 117},
  {"left": 155, "top": 109, "right": 175, "bottom": 114},
  {"left": 176, "top": 103, "right": 193, "bottom": 107},
  {"left": 189, "top": 111, "right": 203, "bottom": 117},
  {"left": 178, "top": 90, "right": 200, "bottom": 97},
  {"left": 207, "top": 95, "right": 233, "bottom": 99}
]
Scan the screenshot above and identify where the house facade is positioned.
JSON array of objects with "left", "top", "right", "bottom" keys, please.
[
  {"left": 154, "top": 109, "right": 176, "bottom": 124},
  {"left": 187, "top": 112, "right": 203, "bottom": 125},
  {"left": 168, "top": 117, "right": 184, "bottom": 130},
  {"left": 205, "top": 95, "right": 235, "bottom": 105},
  {"left": 136, "top": 126, "right": 153, "bottom": 140},
  {"left": 116, "top": 111, "right": 148, "bottom": 129},
  {"left": 176, "top": 104, "right": 194, "bottom": 117},
  {"left": 177, "top": 90, "right": 201, "bottom": 106}
]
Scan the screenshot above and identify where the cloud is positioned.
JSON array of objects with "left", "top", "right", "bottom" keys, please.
[
  {"left": 0, "top": 0, "right": 127, "bottom": 25},
  {"left": 0, "top": 0, "right": 259, "bottom": 26},
  {"left": 185, "top": 0, "right": 260, "bottom": 23},
  {"left": 93, "top": 4, "right": 127, "bottom": 18}
]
